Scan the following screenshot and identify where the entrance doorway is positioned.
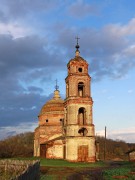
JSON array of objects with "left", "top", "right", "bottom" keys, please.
[
  {"left": 40, "top": 144, "right": 46, "bottom": 158},
  {"left": 78, "top": 145, "right": 88, "bottom": 161}
]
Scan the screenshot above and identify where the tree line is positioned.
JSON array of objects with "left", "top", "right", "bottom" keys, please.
[
  {"left": 0, "top": 132, "right": 135, "bottom": 159},
  {"left": 97, "top": 136, "right": 135, "bottom": 160},
  {"left": 0, "top": 132, "right": 34, "bottom": 158}
]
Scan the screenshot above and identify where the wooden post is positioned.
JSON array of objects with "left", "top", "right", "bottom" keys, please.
[{"left": 104, "top": 126, "right": 106, "bottom": 161}]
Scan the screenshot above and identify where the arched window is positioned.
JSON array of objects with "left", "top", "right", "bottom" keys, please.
[
  {"left": 78, "top": 82, "right": 84, "bottom": 97},
  {"left": 78, "top": 107, "right": 86, "bottom": 125}
]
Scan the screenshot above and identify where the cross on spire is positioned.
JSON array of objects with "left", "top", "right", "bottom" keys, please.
[
  {"left": 55, "top": 79, "right": 59, "bottom": 90},
  {"left": 75, "top": 36, "right": 80, "bottom": 45},
  {"left": 75, "top": 36, "right": 80, "bottom": 51}
]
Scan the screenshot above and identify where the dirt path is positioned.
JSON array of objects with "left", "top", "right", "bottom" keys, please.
[{"left": 66, "top": 168, "right": 105, "bottom": 180}]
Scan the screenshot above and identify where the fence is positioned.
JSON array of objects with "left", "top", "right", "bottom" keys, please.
[{"left": 0, "top": 159, "right": 40, "bottom": 180}]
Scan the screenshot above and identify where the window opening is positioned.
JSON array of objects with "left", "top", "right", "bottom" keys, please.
[
  {"left": 78, "top": 128, "right": 88, "bottom": 136},
  {"left": 78, "top": 82, "right": 84, "bottom": 97},
  {"left": 78, "top": 67, "right": 82, "bottom": 72},
  {"left": 78, "top": 107, "right": 86, "bottom": 125}
]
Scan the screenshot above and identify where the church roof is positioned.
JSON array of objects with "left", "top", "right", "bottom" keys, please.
[
  {"left": 67, "top": 56, "right": 88, "bottom": 67},
  {"left": 39, "top": 89, "right": 64, "bottom": 116},
  {"left": 68, "top": 55, "right": 87, "bottom": 63},
  {"left": 40, "top": 135, "right": 65, "bottom": 145}
]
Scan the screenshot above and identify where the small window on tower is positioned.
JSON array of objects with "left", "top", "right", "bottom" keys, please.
[
  {"left": 78, "top": 82, "right": 84, "bottom": 96},
  {"left": 46, "top": 119, "right": 48, "bottom": 122},
  {"left": 78, "top": 67, "right": 82, "bottom": 72}
]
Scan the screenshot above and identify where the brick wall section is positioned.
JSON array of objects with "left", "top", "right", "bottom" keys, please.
[{"left": 0, "top": 160, "right": 40, "bottom": 180}]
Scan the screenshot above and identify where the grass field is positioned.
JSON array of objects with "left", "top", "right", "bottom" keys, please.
[
  {"left": 39, "top": 159, "right": 106, "bottom": 180},
  {"left": 39, "top": 159, "right": 135, "bottom": 179},
  {"left": 13, "top": 157, "right": 106, "bottom": 167},
  {"left": 40, "top": 158, "right": 105, "bottom": 167},
  {"left": 103, "top": 162, "right": 135, "bottom": 180},
  {"left": 2, "top": 157, "right": 135, "bottom": 179}
]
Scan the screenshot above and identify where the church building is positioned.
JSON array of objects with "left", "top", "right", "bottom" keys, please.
[{"left": 34, "top": 39, "right": 98, "bottom": 162}]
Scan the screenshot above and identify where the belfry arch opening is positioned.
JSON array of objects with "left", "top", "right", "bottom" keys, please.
[
  {"left": 78, "top": 107, "right": 86, "bottom": 125},
  {"left": 78, "top": 82, "right": 85, "bottom": 97},
  {"left": 78, "top": 127, "right": 88, "bottom": 136}
]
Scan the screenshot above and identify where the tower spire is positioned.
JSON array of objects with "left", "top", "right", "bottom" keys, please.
[
  {"left": 55, "top": 79, "right": 59, "bottom": 90},
  {"left": 54, "top": 79, "right": 60, "bottom": 99},
  {"left": 75, "top": 36, "right": 80, "bottom": 56}
]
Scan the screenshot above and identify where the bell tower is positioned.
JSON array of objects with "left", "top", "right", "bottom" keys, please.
[{"left": 64, "top": 38, "right": 96, "bottom": 162}]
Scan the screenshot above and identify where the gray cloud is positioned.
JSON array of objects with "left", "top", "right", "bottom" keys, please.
[
  {"left": 0, "top": 10, "right": 7, "bottom": 22},
  {"left": 0, "top": 0, "right": 59, "bottom": 21},
  {"left": 108, "top": 132, "right": 135, "bottom": 143},
  {"left": 0, "top": 89, "right": 52, "bottom": 127},
  {"left": 54, "top": 25, "right": 135, "bottom": 81},
  {"left": 68, "top": 1, "right": 98, "bottom": 18},
  {"left": 0, "top": 34, "right": 65, "bottom": 80},
  {"left": 0, "top": 33, "right": 65, "bottom": 129}
]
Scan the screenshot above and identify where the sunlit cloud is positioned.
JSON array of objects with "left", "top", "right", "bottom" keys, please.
[
  {"left": 96, "top": 127, "right": 135, "bottom": 143},
  {"left": 0, "top": 122, "right": 37, "bottom": 140},
  {"left": 0, "top": 23, "right": 32, "bottom": 38}
]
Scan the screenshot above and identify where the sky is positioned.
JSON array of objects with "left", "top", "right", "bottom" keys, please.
[{"left": 0, "top": 0, "right": 135, "bottom": 143}]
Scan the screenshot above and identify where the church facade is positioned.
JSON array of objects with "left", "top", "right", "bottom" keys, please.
[{"left": 34, "top": 41, "right": 98, "bottom": 162}]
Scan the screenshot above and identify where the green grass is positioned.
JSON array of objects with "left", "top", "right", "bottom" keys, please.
[
  {"left": 9, "top": 157, "right": 105, "bottom": 168},
  {"left": 40, "top": 174, "right": 58, "bottom": 180},
  {"left": 40, "top": 158, "right": 105, "bottom": 167},
  {"left": 103, "top": 162, "right": 135, "bottom": 180}
]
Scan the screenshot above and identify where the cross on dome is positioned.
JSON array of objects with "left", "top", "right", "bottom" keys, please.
[
  {"left": 55, "top": 79, "right": 59, "bottom": 90},
  {"left": 75, "top": 36, "right": 80, "bottom": 44},
  {"left": 75, "top": 36, "right": 80, "bottom": 56}
]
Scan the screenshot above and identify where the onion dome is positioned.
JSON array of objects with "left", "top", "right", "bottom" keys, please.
[{"left": 39, "top": 89, "right": 64, "bottom": 116}]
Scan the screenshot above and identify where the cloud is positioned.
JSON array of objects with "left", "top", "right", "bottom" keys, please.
[
  {"left": 0, "top": 34, "right": 65, "bottom": 80},
  {"left": 68, "top": 0, "right": 98, "bottom": 18},
  {"left": 85, "top": 20, "right": 135, "bottom": 80},
  {"left": 0, "top": 34, "right": 65, "bottom": 129},
  {"left": 0, "top": 10, "right": 7, "bottom": 22},
  {"left": 96, "top": 127, "right": 135, "bottom": 143},
  {"left": 0, "top": 23, "right": 32, "bottom": 38},
  {"left": 0, "top": 122, "right": 37, "bottom": 140},
  {"left": 54, "top": 21, "right": 135, "bottom": 81},
  {"left": 0, "top": 0, "right": 59, "bottom": 21},
  {"left": 104, "top": 18, "right": 135, "bottom": 37}
]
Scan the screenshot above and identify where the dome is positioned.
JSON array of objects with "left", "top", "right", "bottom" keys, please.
[
  {"left": 68, "top": 56, "right": 87, "bottom": 63},
  {"left": 39, "top": 90, "right": 64, "bottom": 116}
]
